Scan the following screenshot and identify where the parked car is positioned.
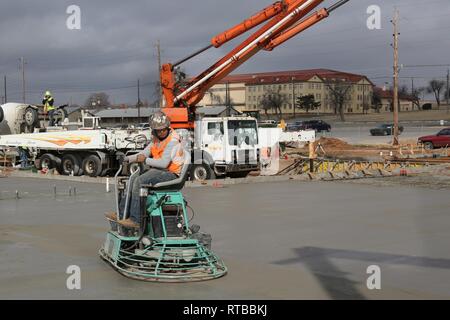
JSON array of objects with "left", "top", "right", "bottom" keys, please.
[
  {"left": 135, "top": 122, "right": 150, "bottom": 130},
  {"left": 418, "top": 128, "right": 450, "bottom": 149},
  {"left": 422, "top": 103, "right": 432, "bottom": 110},
  {"left": 258, "top": 120, "right": 278, "bottom": 128},
  {"left": 286, "top": 121, "right": 304, "bottom": 132},
  {"left": 370, "top": 124, "right": 404, "bottom": 136},
  {"left": 111, "top": 124, "right": 130, "bottom": 130},
  {"left": 298, "top": 120, "right": 331, "bottom": 132}
]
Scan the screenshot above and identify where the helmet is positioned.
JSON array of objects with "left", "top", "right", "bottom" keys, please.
[
  {"left": 44, "top": 90, "right": 52, "bottom": 97},
  {"left": 149, "top": 111, "right": 170, "bottom": 130}
]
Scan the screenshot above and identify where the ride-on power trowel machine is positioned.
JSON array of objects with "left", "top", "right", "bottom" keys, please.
[{"left": 99, "top": 151, "right": 227, "bottom": 282}]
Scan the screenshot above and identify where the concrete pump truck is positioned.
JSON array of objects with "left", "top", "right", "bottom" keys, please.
[{"left": 99, "top": 0, "right": 352, "bottom": 282}]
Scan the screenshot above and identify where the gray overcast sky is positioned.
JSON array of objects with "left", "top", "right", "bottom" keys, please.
[{"left": 0, "top": 0, "right": 448, "bottom": 106}]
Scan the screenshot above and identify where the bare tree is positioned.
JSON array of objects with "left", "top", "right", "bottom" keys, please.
[
  {"left": 411, "top": 87, "right": 425, "bottom": 110},
  {"left": 260, "top": 95, "right": 272, "bottom": 119},
  {"left": 85, "top": 92, "right": 111, "bottom": 109},
  {"left": 371, "top": 90, "right": 383, "bottom": 113},
  {"left": 208, "top": 91, "right": 223, "bottom": 106},
  {"left": 259, "top": 87, "right": 287, "bottom": 120},
  {"left": 324, "top": 79, "right": 352, "bottom": 121},
  {"left": 427, "top": 79, "right": 445, "bottom": 108}
]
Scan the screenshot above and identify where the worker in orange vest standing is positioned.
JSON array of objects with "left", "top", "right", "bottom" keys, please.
[{"left": 106, "top": 111, "right": 185, "bottom": 228}]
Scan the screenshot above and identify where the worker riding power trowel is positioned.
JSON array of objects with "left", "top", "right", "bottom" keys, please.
[{"left": 99, "top": 152, "right": 227, "bottom": 282}]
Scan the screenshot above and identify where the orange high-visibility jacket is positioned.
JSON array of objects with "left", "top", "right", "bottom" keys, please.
[{"left": 150, "top": 130, "right": 184, "bottom": 175}]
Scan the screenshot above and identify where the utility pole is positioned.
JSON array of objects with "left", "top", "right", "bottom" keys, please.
[
  {"left": 225, "top": 81, "right": 231, "bottom": 116},
  {"left": 391, "top": 9, "right": 400, "bottom": 146},
  {"left": 3, "top": 75, "right": 6, "bottom": 104},
  {"left": 446, "top": 68, "right": 449, "bottom": 113},
  {"left": 20, "top": 57, "right": 26, "bottom": 103},
  {"left": 362, "top": 83, "right": 365, "bottom": 114},
  {"left": 291, "top": 77, "right": 296, "bottom": 118},
  {"left": 156, "top": 40, "right": 163, "bottom": 108},
  {"left": 137, "top": 79, "right": 141, "bottom": 120}
]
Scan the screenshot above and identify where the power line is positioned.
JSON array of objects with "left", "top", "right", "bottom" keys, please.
[{"left": 8, "top": 81, "right": 156, "bottom": 95}]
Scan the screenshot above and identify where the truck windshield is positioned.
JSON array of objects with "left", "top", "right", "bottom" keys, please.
[{"left": 227, "top": 120, "right": 258, "bottom": 146}]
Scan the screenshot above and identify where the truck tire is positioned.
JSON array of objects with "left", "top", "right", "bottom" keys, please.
[
  {"left": 24, "top": 107, "right": 38, "bottom": 126},
  {"left": 0, "top": 106, "right": 4, "bottom": 123},
  {"left": 37, "top": 153, "right": 60, "bottom": 170},
  {"left": 228, "top": 171, "right": 250, "bottom": 179},
  {"left": 191, "top": 163, "right": 215, "bottom": 182},
  {"left": 82, "top": 154, "right": 102, "bottom": 177},
  {"left": 423, "top": 142, "right": 434, "bottom": 150},
  {"left": 60, "top": 153, "right": 82, "bottom": 176},
  {"left": 100, "top": 167, "right": 111, "bottom": 177}
]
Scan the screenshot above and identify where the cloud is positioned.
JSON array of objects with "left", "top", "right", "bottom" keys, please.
[{"left": 0, "top": 0, "right": 448, "bottom": 105}]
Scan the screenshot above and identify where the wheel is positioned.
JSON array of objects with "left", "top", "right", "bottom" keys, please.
[
  {"left": 53, "top": 108, "right": 68, "bottom": 126},
  {"left": 228, "top": 171, "right": 250, "bottom": 179},
  {"left": 0, "top": 106, "right": 4, "bottom": 123},
  {"left": 60, "top": 153, "right": 82, "bottom": 176},
  {"left": 191, "top": 163, "right": 215, "bottom": 182},
  {"left": 82, "top": 154, "right": 102, "bottom": 177},
  {"left": 36, "top": 153, "right": 61, "bottom": 170},
  {"left": 24, "top": 107, "right": 38, "bottom": 126},
  {"left": 423, "top": 142, "right": 434, "bottom": 150},
  {"left": 100, "top": 167, "right": 110, "bottom": 177}
]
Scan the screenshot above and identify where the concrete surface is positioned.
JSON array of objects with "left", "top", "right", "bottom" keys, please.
[{"left": 1, "top": 177, "right": 450, "bottom": 299}]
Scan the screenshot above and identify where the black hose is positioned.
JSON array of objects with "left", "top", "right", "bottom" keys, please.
[
  {"left": 327, "top": 0, "right": 351, "bottom": 13},
  {"left": 187, "top": 203, "right": 195, "bottom": 222}
]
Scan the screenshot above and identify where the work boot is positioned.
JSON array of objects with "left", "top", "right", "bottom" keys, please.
[
  {"left": 105, "top": 212, "right": 118, "bottom": 221},
  {"left": 118, "top": 218, "right": 139, "bottom": 229}
]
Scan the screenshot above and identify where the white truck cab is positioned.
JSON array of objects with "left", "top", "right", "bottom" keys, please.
[{"left": 191, "top": 116, "right": 260, "bottom": 180}]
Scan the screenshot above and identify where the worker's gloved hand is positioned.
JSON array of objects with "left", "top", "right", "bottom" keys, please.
[{"left": 136, "top": 154, "right": 146, "bottom": 163}]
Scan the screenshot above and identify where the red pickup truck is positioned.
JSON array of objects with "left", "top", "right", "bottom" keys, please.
[{"left": 418, "top": 128, "right": 450, "bottom": 149}]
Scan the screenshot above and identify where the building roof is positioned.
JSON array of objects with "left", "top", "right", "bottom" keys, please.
[
  {"left": 374, "top": 87, "right": 414, "bottom": 101},
  {"left": 94, "top": 107, "right": 159, "bottom": 118},
  {"left": 217, "top": 69, "right": 374, "bottom": 86},
  {"left": 65, "top": 106, "right": 81, "bottom": 115},
  {"left": 196, "top": 106, "right": 241, "bottom": 117}
]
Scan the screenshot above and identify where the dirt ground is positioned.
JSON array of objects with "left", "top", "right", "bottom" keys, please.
[{"left": 284, "top": 137, "right": 449, "bottom": 161}]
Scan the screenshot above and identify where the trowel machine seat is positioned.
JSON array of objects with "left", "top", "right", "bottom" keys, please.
[{"left": 99, "top": 150, "right": 227, "bottom": 282}]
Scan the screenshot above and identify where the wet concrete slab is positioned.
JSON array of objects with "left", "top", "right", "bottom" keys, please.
[{"left": 1, "top": 177, "right": 450, "bottom": 299}]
